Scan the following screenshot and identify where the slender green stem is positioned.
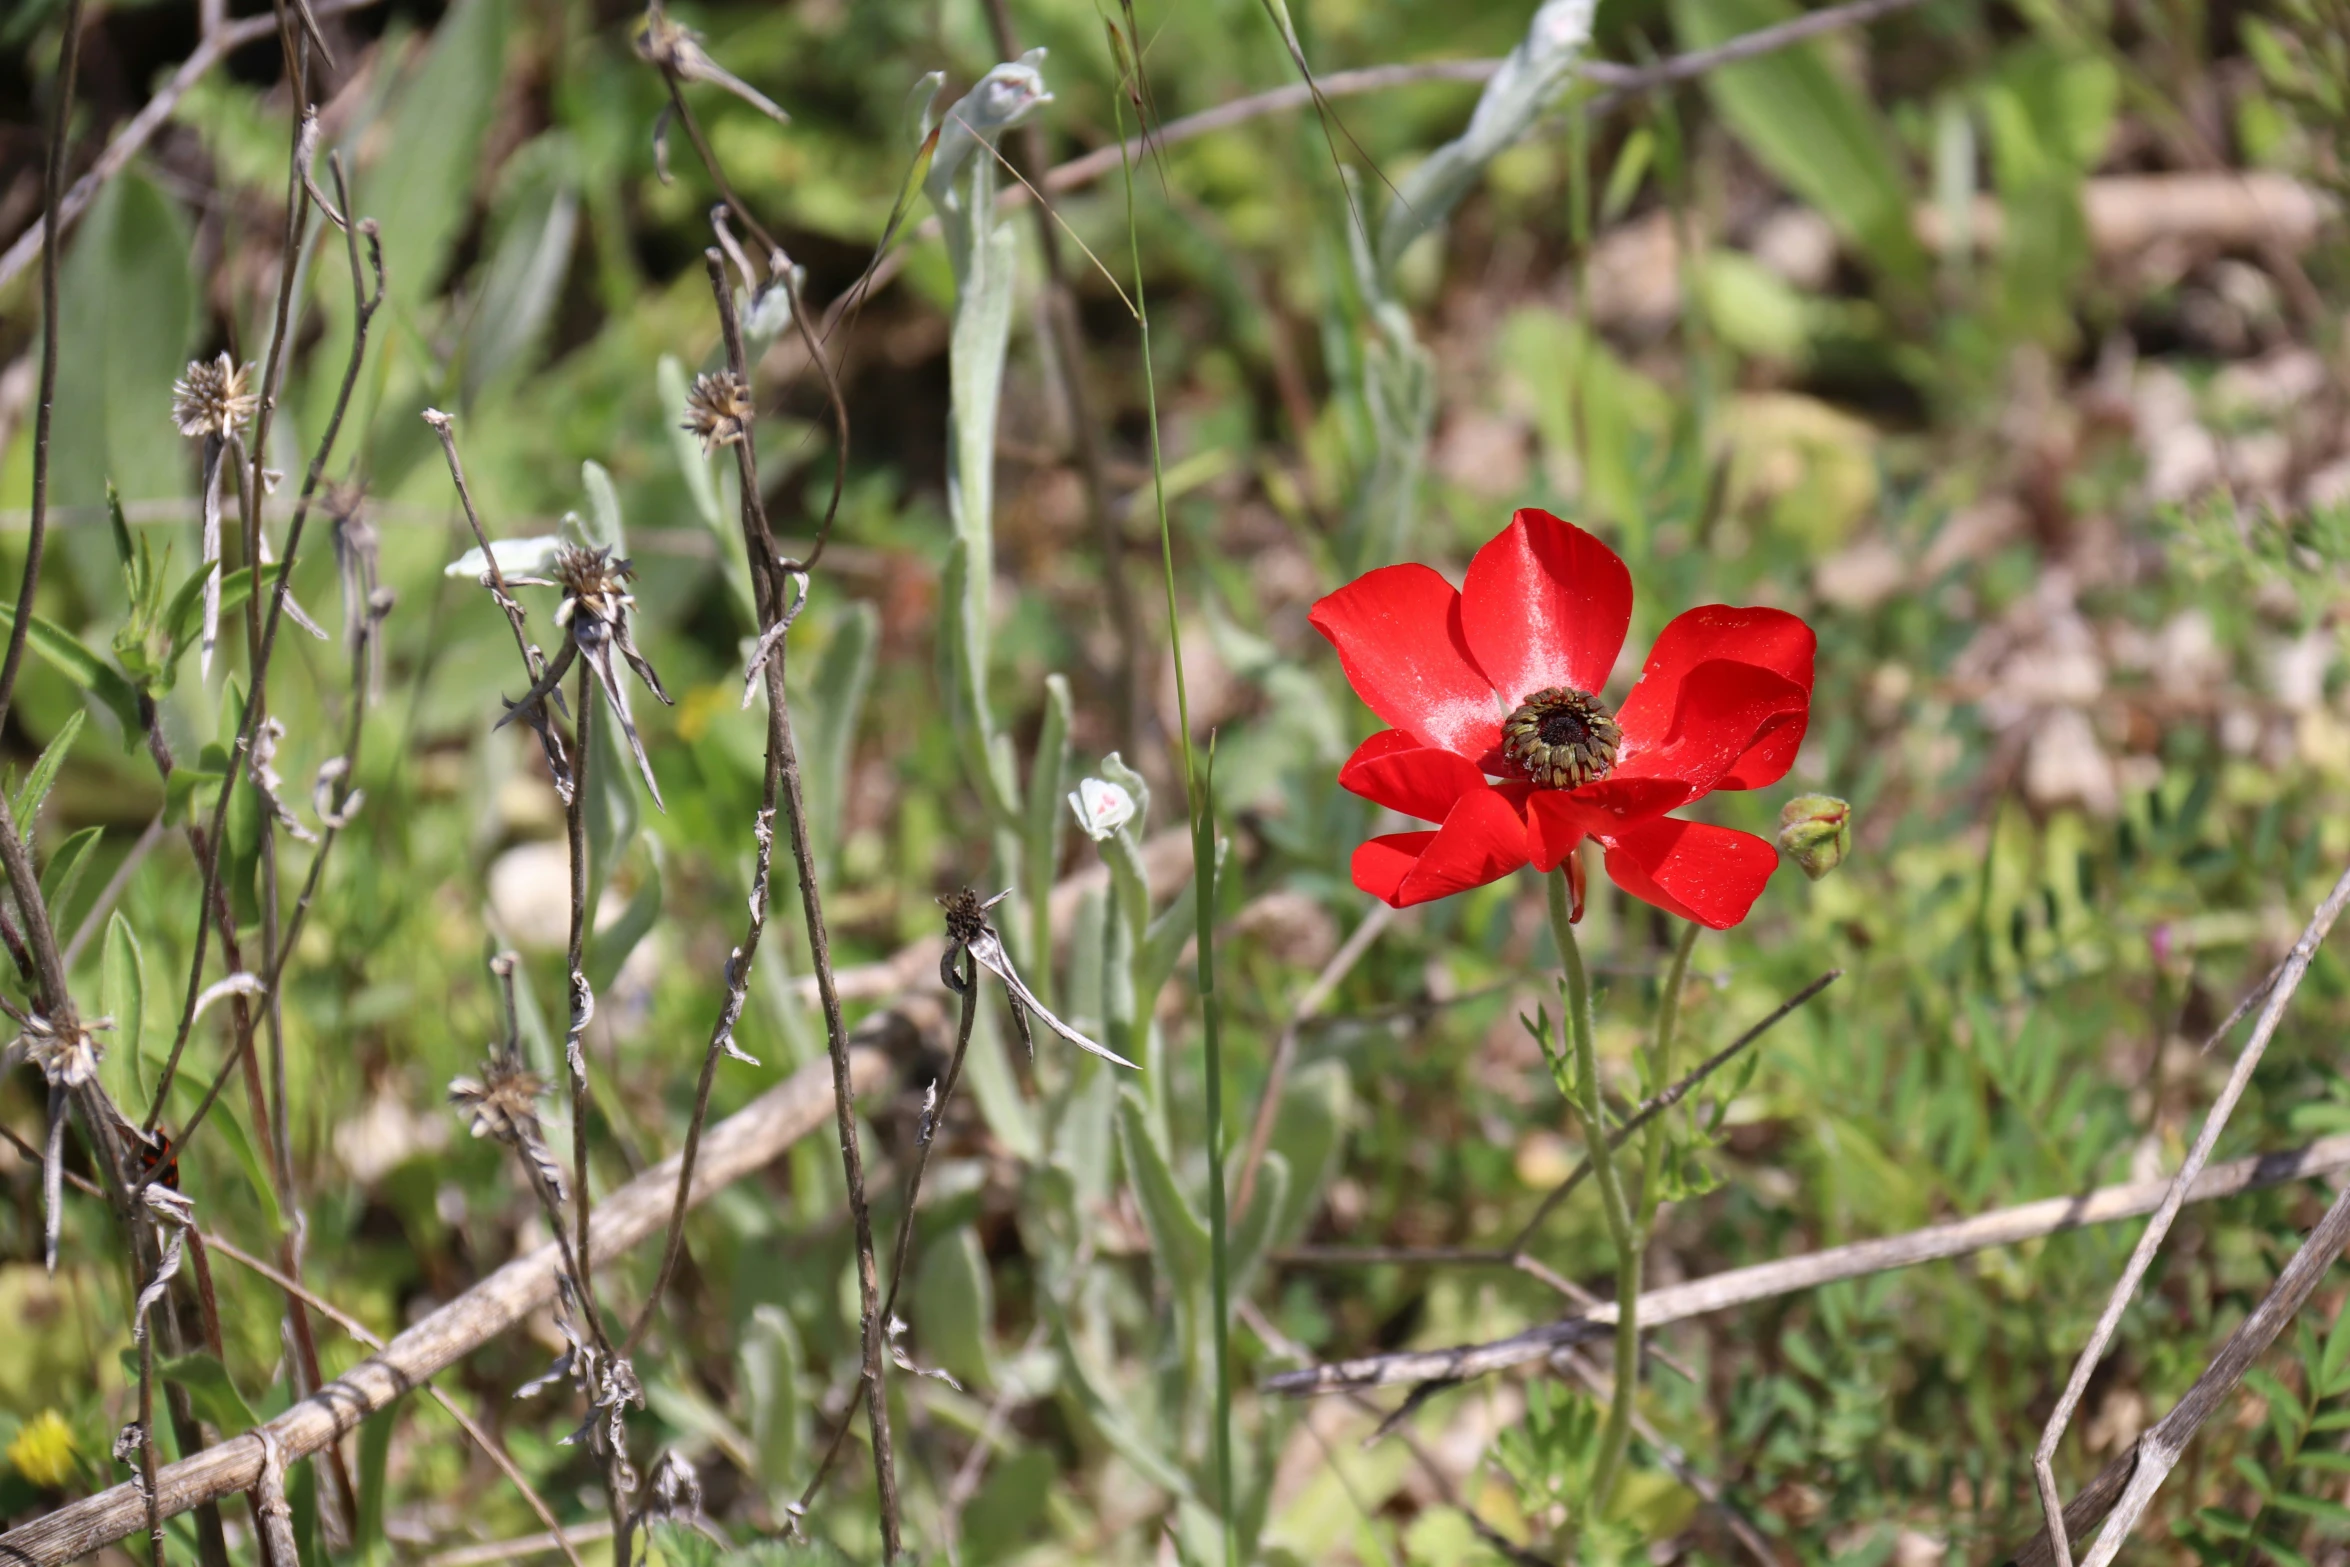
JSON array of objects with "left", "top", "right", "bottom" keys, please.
[
  {"left": 1546, "top": 867, "right": 1639, "bottom": 1516},
  {"left": 1639, "top": 920, "right": 1702, "bottom": 1226},
  {"left": 1112, "top": 67, "right": 1236, "bottom": 1567}
]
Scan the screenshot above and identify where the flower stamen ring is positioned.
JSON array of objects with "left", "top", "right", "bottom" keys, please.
[{"left": 1502, "top": 685, "right": 1621, "bottom": 789}]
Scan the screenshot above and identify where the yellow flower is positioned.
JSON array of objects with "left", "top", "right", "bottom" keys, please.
[{"left": 7, "top": 1408, "right": 77, "bottom": 1489}]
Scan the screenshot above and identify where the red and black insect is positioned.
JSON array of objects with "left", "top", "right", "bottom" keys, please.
[{"left": 127, "top": 1123, "right": 181, "bottom": 1191}]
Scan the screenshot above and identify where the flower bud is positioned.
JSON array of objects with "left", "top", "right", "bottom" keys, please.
[
  {"left": 1068, "top": 777, "right": 1136, "bottom": 841},
  {"left": 1777, "top": 794, "right": 1852, "bottom": 881}
]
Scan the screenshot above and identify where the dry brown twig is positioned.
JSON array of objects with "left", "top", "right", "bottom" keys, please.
[
  {"left": 2031, "top": 862, "right": 2350, "bottom": 1567},
  {"left": 1264, "top": 1131, "right": 2350, "bottom": 1396},
  {"left": 196, "top": 1230, "right": 588, "bottom": 1567},
  {"left": 702, "top": 248, "right": 902, "bottom": 1558},
  {"left": 2007, "top": 1176, "right": 2350, "bottom": 1567},
  {"left": 0, "top": 1048, "right": 891, "bottom": 1567}
]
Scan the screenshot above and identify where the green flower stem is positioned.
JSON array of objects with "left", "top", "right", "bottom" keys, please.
[
  {"left": 1639, "top": 919, "right": 1702, "bottom": 1226},
  {"left": 1547, "top": 866, "right": 1640, "bottom": 1516},
  {"left": 1114, "top": 75, "right": 1236, "bottom": 1567}
]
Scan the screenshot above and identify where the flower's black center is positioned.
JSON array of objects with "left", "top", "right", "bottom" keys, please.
[{"left": 1502, "top": 686, "right": 1621, "bottom": 790}]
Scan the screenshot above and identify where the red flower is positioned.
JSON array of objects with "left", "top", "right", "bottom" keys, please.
[{"left": 1310, "top": 509, "right": 1814, "bottom": 927}]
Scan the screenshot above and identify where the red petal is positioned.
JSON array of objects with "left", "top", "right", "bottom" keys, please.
[
  {"left": 1718, "top": 710, "right": 1810, "bottom": 792},
  {"left": 1602, "top": 818, "right": 1780, "bottom": 929},
  {"left": 1612, "top": 659, "right": 1808, "bottom": 796},
  {"left": 1525, "top": 777, "right": 1697, "bottom": 871},
  {"left": 1339, "top": 731, "right": 1489, "bottom": 823},
  {"left": 1616, "top": 606, "right": 1815, "bottom": 772},
  {"left": 1459, "top": 509, "right": 1633, "bottom": 708},
  {"left": 1310, "top": 565, "right": 1503, "bottom": 759},
  {"left": 1352, "top": 832, "right": 1436, "bottom": 906},
  {"left": 1350, "top": 788, "right": 1531, "bottom": 908}
]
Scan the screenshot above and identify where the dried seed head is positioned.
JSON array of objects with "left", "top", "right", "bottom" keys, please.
[
  {"left": 550, "top": 543, "right": 636, "bottom": 629},
  {"left": 171, "top": 353, "right": 258, "bottom": 440},
  {"left": 940, "top": 887, "right": 990, "bottom": 948},
  {"left": 15, "top": 1011, "right": 109, "bottom": 1088},
  {"left": 682, "top": 371, "right": 754, "bottom": 456},
  {"left": 1501, "top": 686, "right": 1621, "bottom": 790},
  {"left": 449, "top": 1055, "right": 551, "bottom": 1147}
]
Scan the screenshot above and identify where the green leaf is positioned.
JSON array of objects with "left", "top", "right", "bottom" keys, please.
[
  {"left": 585, "top": 712, "right": 640, "bottom": 929},
  {"left": 1667, "top": 0, "right": 1923, "bottom": 283},
  {"left": 38, "top": 825, "right": 103, "bottom": 930},
  {"left": 1257, "top": 1057, "right": 1353, "bottom": 1254},
  {"left": 913, "top": 1223, "right": 997, "bottom": 1392},
  {"left": 1226, "top": 1150, "right": 1288, "bottom": 1299},
  {"left": 797, "top": 600, "right": 877, "bottom": 890},
  {"left": 2269, "top": 1494, "right": 2350, "bottom": 1532},
  {"left": 50, "top": 172, "right": 197, "bottom": 552},
  {"left": 2295, "top": 1451, "right": 2350, "bottom": 1475},
  {"left": 658, "top": 355, "right": 725, "bottom": 532},
  {"left": 11, "top": 708, "right": 86, "bottom": 825},
  {"left": 2258, "top": 1538, "right": 2314, "bottom": 1567},
  {"left": 356, "top": 1397, "right": 400, "bottom": 1567},
  {"left": 960, "top": 1000, "right": 1040, "bottom": 1163},
  {"left": 584, "top": 865, "right": 660, "bottom": 994},
  {"left": 963, "top": 1446, "right": 1056, "bottom": 1565},
  {"left": 2245, "top": 1366, "right": 2299, "bottom": 1417},
  {"left": 359, "top": 0, "right": 510, "bottom": 317},
  {"left": 1135, "top": 836, "right": 1227, "bottom": 1007},
  {"left": 160, "top": 1352, "right": 260, "bottom": 1435},
  {"left": 0, "top": 602, "right": 144, "bottom": 737},
  {"left": 1117, "top": 1087, "right": 1210, "bottom": 1392},
  {"left": 579, "top": 458, "right": 626, "bottom": 556},
  {"left": 163, "top": 562, "right": 275, "bottom": 665},
  {"left": 100, "top": 914, "right": 148, "bottom": 1105},
  {"left": 1019, "top": 672, "right": 1072, "bottom": 979},
  {"left": 163, "top": 754, "right": 227, "bottom": 828},
  {"left": 207, "top": 1104, "right": 286, "bottom": 1237},
  {"left": 1043, "top": 1298, "right": 1195, "bottom": 1500},
  {"left": 290, "top": 1449, "right": 321, "bottom": 1567},
  {"left": 740, "top": 1304, "right": 807, "bottom": 1489},
  {"left": 463, "top": 144, "right": 580, "bottom": 405},
  {"left": 647, "top": 1522, "right": 720, "bottom": 1567}
]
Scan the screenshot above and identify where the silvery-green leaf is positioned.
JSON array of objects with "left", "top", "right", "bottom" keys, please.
[
  {"left": 924, "top": 50, "right": 1052, "bottom": 232},
  {"left": 1021, "top": 673, "right": 1073, "bottom": 976},
  {"left": 910, "top": 70, "right": 947, "bottom": 143},
  {"left": 1376, "top": 0, "right": 1598, "bottom": 272},
  {"left": 579, "top": 460, "right": 626, "bottom": 555},
  {"left": 1259, "top": 1058, "right": 1353, "bottom": 1253},
  {"left": 800, "top": 601, "right": 877, "bottom": 889},
  {"left": 444, "top": 535, "right": 565, "bottom": 580},
  {"left": 962, "top": 1000, "right": 1040, "bottom": 1162},
  {"left": 739, "top": 1305, "right": 805, "bottom": 1488},
  {"left": 912, "top": 1223, "right": 997, "bottom": 1391}
]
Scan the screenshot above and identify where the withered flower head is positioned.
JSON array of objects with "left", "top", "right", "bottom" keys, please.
[
  {"left": 15, "top": 1009, "right": 109, "bottom": 1089},
  {"left": 449, "top": 1055, "right": 550, "bottom": 1148},
  {"left": 550, "top": 543, "right": 637, "bottom": 631},
  {"left": 171, "top": 353, "right": 258, "bottom": 440},
  {"left": 681, "top": 371, "right": 754, "bottom": 457},
  {"left": 939, "top": 886, "right": 991, "bottom": 949}
]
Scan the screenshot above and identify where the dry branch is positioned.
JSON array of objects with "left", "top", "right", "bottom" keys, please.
[
  {"left": 1264, "top": 1132, "right": 2350, "bottom": 1396},
  {"left": 2005, "top": 1176, "right": 2350, "bottom": 1567},
  {"left": 0, "top": 1047, "right": 890, "bottom": 1567},
  {"left": 0, "top": 0, "right": 385, "bottom": 296},
  {"left": 2034, "top": 862, "right": 2350, "bottom": 1567}
]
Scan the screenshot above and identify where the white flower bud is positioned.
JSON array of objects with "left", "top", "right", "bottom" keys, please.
[{"left": 1068, "top": 777, "right": 1136, "bottom": 841}]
